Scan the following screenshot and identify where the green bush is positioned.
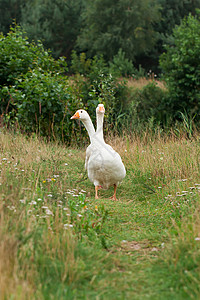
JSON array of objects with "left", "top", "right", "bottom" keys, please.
[
  {"left": 70, "top": 52, "right": 128, "bottom": 133},
  {"left": 0, "top": 25, "right": 67, "bottom": 87},
  {"left": 70, "top": 51, "right": 92, "bottom": 75},
  {"left": 9, "top": 70, "right": 81, "bottom": 142},
  {"left": 159, "top": 12, "right": 200, "bottom": 119},
  {"left": 0, "top": 26, "right": 127, "bottom": 141},
  {"left": 0, "top": 25, "right": 68, "bottom": 124},
  {"left": 109, "top": 48, "right": 136, "bottom": 77},
  {"left": 0, "top": 26, "right": 83, "bottom": 142},
  {"left": 127, "top": 82, "right": 170, "bottom": 129}
]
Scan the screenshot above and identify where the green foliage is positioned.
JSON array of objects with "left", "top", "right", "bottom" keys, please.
[
  {"left": 0, "top": 26, "right": 81, "bottom": 142},
  {"left": 70, "top": 51, "right": 108, "bottom": 77},
  {"left": 70, "top": 51, "right": 92, "bottom": 74},
  {"left": 0, "top": 0, "right": 22, "bottom": 34},
  {"left": 127, "top": 82, "right": 169, "bottom": 129},
  {"left": 9, "top": 70, "right": 79, "bottom": 141},
  {"left": 1, "top": 0, "right": 200, "bottom": 73},
  {"left": 0, "top": 25, "right": 67, "bottom": 87},
  {"left": 21, "top": 0, "right": 82, "bottom": 58},
  {"left": 109, "top": 48, "right": 136, "bottom": 77},
  {"left": 0, "top": 26, "right": 128, "bottom": 141},
  {"left": 77, "top": 0, "right": 161, "bottom": 63},
  {"left": 70, "top": 52, "right": 127, "bottom": 133},
  {"left": 156, "top": 0, "right": 200, "bottom": 40},
  {"left": 0, "top": 25, "right": 64, "bottom": 120},
  {"left": 160, "top": 13, "right": 200, "bottom": 119}
]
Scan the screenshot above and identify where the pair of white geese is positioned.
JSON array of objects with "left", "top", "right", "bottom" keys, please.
[{"left": 71, "top": 104, "right": 126, "bottom": 200}]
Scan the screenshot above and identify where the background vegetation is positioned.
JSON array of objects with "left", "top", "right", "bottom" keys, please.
[
  {"left": 1, "top": 10, "right": 200, "bottom": 140},
  {"left": 1, "top": 0, "right": 200, "bottom": 69}
]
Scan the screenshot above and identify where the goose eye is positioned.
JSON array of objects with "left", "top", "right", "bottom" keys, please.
[{"left": 80, "top": 110, "right": 83, "bottom": 113}]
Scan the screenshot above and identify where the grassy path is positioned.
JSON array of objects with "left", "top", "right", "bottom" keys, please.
[{"left": 1, "top": 131, "right": 200, "bottom": 299}]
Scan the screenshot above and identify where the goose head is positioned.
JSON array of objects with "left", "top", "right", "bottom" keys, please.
[
  {"left": 71, "top": 109, "right": 90, "bottom": 120},
  {"left": 71, "top": 109, "right": 95, "bottom": 141},
  {"left": 96, "top": 104, "right": 105, "bottom": 115}
]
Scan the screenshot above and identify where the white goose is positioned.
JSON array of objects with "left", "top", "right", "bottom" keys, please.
[
  {"left": 95, "top": 103, "right": 126, "bottom": 200},
  {"left": 71, "top": 107, "right": 126, "bottom": 200}
]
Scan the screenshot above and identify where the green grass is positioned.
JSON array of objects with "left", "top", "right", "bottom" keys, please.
[{"left": 1, "top": 130, "right": 200, "bottom": 299}]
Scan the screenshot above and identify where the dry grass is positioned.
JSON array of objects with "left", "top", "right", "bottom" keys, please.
[
  {"left": 105, "top": 130, "right": 200, "bottom": 195},
  {"left": 124, "top": 77, "right": 167, "bottom": 90},
  {"left": 0, "top": 131, "right": 79, "bottom": 299}
]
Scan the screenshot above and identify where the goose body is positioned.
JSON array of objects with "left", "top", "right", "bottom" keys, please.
[
  {"left": 71, "top": 106, "right": 126, "bottom": 200},
  {"left": 87, "top": 138, "right": 125, "bottom": 189}
]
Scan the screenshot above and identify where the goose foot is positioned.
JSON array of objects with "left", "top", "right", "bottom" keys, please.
[
  {"left": 109, "top": 195, "right": 118, "bottom": 201},
  {"left": 110, "top": 184, "right": 118, "bottom": 201},
  {"left": 95, "top": 186, "right": 99, "bottom": 199}
]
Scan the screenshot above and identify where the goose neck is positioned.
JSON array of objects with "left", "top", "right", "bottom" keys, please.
[
  {"left": 96, "top": 113, "right": 104, "bottom": 141},
  {"left": 82, "top": 118, "right": 95, "bottom": 142}
]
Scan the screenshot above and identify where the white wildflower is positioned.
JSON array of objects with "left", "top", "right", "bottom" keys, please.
[
  {"left": 19, "top": 199, "right": 26, "bottom": 204},
  {"left": 46, "top": 209, "right": 53, "bottom": 216},
  {"left": 64, "top": 224, "right": 73, "bottom": 228},
  {"left": 29, "top": 201, "right": 37, "bottom": 205}
]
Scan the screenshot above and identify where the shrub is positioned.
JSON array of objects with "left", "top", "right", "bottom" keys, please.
[
  {"left": 127, "top": 82, "right": 170, "bottom": 129},
  {"left": 69, "top": 52, "right": 128, "bottom": 133},
  {"left": 9, "top": 70, "right": 81, "bottom": 142},
  {"left": 0, "top": 25, "right": 67, "bottom": 87},
  {"left": 70, "top": 51, "right": 92, "bottom": 75},
  {"left": 0, "top": 26, "right": 86, "bottom": 143},
  {"left": 109, "top": 48, "right": 136, "bottom": 77},
  {"left": 0, "top": 25, "right": 68, "bottom": 128},
  {"left": 159, "top": 12, "right": 200, "bottom": 120}
]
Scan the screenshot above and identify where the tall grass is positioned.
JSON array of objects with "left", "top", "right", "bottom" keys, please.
[
  {"left": 1, "top": 129, "right": 200, "bottom": 299},
  {"left": 0, "top": 132, "right": 79, "bottom": 299}
]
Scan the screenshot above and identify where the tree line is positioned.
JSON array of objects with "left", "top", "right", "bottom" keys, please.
[{"left": 1, "top": 0, "right": 200, "bottom": 72}]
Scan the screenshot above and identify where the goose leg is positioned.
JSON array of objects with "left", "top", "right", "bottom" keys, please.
[
  {"left": 110, "top": 184, "right": 118, "bottom": 201},
  {"left": 95, "top": 186, "right": 99, "bottom": 199}
]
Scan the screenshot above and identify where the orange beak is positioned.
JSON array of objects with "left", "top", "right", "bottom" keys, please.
[
  {"left": 99, "top": 105, "right": 104, "bottom": 112},
  {"left": 71, "top": 112, "right": 80, "bottom": 119}
]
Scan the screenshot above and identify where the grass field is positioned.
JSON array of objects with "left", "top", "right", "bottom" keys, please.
[{"left": 1, "top": 129, "right": 200, "bottom": 299}]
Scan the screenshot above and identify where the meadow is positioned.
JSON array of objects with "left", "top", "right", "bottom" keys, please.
[{"left": 1, "top": 129, "right": 200, "bottom": 299}]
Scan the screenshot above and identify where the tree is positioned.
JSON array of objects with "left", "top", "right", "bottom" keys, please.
[
  {"left": 77, "top": 0, "right": 161, "bottom": 63},
  {"left": 21, "top": 0, "right": 82, "bottom": 58},
  {"left": 136, "top": 0, "right": 200, "bottom": 72},
  {"left": 159, "top": 12, "right": 200, "bottom": 118},
  {"left": 0, "top": 0, "right": 23, "bottom": 34},
  {"left": 156, "top": 0, "right": 200, "bottom": 40},
  {"left": 149, "top": 0, "right": 200, "bottom": 70}
]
